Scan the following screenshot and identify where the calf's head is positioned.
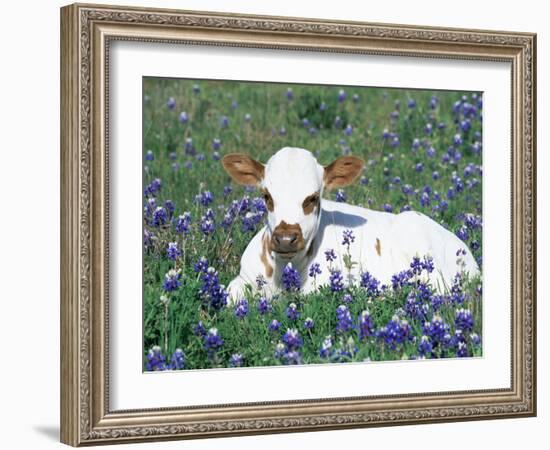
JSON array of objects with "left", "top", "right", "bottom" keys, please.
[{"left": 222, "top": 147, "right": 364, "bottom": 261}]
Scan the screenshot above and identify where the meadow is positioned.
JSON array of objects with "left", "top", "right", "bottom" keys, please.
[{"left": 142, "top": 78, "right": 483, "bottom": 371}]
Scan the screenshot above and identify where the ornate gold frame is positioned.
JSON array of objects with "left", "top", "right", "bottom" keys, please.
[{"left": 60, "top": 3, "right": 537, "bottom": 446}]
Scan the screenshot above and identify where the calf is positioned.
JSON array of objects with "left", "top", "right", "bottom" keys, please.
[{"left": 222, "top": 147, "right": 479, "bottom": 300}]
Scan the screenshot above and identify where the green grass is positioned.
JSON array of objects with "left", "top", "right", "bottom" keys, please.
[{"left": 142, "top": 78, "right": 483, "bottom": 370}]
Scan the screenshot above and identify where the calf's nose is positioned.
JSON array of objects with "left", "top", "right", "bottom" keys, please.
[{"left": 271, "top": 221, "right": 304, "bottom": 254}]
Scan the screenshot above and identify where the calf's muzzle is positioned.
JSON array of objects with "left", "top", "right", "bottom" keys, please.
[{"left": 270, "top": 221, "right": 305, "bottom": 257}]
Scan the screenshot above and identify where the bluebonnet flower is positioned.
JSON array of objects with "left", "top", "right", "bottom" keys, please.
[
  {"left": 257, "top": 297, "right": 271, "bottom": 314},
  {"left": 430, "top": 294, "right": 445, "bottom": 311},
  {"left": 166, "top": 242, "right": 180, "bottom": 261},
  {"left": 231, "top": 99, "right": 238, "bottom": 109},
  {"left": 204, "top": 328, "right": 224, "bottom": 353},
  {"left": 163, "top": 269, "right": 182, "bottom": 292},
  {"left": 432, "top": 171, "right": 440, "bottom": 180},
  {"left": 360, "top": 271, "right": 380, "bottom": 296},
  {"left": 146, "top": 346, "right": 167, "bottom": 371},
  {"left": 175, "top": 212, "right": 191, "bottom": 234},
  {"left": 325, "top": 249, "right": 337, "bottom": 262},
  {"left": 342, "top": 229, "right": 355, "bottom": 249},
  {"left": 145, "top": 150, "right": 154, "bottom": 161},
  {"left": 429, "top": 95, "right": 438, "bottom": 109},
  {"left": 420, "top": 192, "right": 430, "bottom": 207},
  {"left": 145, "top": 178, "right": 162, "bottom": 197},
  {"left": 335, "top": 189, "right": 347, "bottom": 202},
  {"left": 308, "top": 262, "right": 322, "bottom": 279},
  {"left": 358, "top": 310, "right": 374, "bottom": 340},
  {"left": 184, "top": 137, "right": 195, "bottom": 155},
  {"left": 453, "top": 133, "right": 463, "bottom": 146},
  {"left": 193, "top": 256, "right": 209, "bottom": 273},
  {"left": 424, "top": 123, "right": 433, "bottom": 135},
  {"left": 192, "top": 84, "right": 200, "bottom": 94},
  {"left": 352, "top": 93, "right": 359, "bottom": 102},
  {"left": 342, "top": 293, "right": 354, "bottom": 304},
  {"left": 408, "top": 98, "right": 416, "bottom": 108},
  {"left": 179, "top": 111, "right": 189, "bottom": 123},
  {"left": 199, "top": 267, "right": 228, "bottom": 310},
  {"left": 244, "top": 113, "right": 252, "bottom": 122},
  {"left": 301, "top": 117, "right": 310, "bottom": 127},
  {"left": 303, "top": 317, "right": 314, "bottom": 330},
  {"left": 230, "top": 353, "right": 244, "bottom": 367},
  {"left": 405, "top": 291, "right": 429, "bottom": 321},
  {"left": 470, "top": 333, "right": 481, "bottom": 347},
  {"left": 418, "top": 335, "right": 433, "bottom": 357},
  {"left": 319, "top": 336, "right": 334, "bottom": 358},
  {"left": 402, "top": 184, "right": 413, "bottom": 195},
  {"left": 251, "top": 197, "right": 267, "bottom": 214},
  {"left": 415, "top": 162, "right": 424, "bottom": 173},
  {"left": 460, "top": 119, "right": 471, "bottom": 132},
  {"left": 222, "top": 185, "right": 232, "bottom": 197},
  {"left": 344, "top": 124, "right": 353, "bottom": 136},
  {"left": 377, "top": 315, "right": 412, "bottom": 350},
  {"left": 456, "top": 225, "right": 469, "bottom": 242},
  {"left": 338, "top": 89, "right": 347, "bottom": 102},
  {"left": 282, "top": 263, "right": 301, "bottom": 291},
  {"left": 193, "top": 321, "right": 206, "bottom": 337},
  {"left": 220, "top": 115, "right": 229, "bottom": 128},
  {"left": 170, "top": 349, "right": 185, "bottom": 370},
  {"left": 269, "top": 319, "right": 281, "bottom": 332},
  {"left": 196, "top": 153, "right": 205, "bottom": 161},
  {"left": 383, "top": 203, "right": 393, "bottom": 213},
  {"left": 286, "top": 302, "right": 300, "bottom": 321},
  {"left": 286, "top": 88, "right": 294, "bottom": 100},
  {"left": 164, "top": 200, "right": 175, "bottom": 219},
  {"left": 234, "top": 298, "right": 249, "bottom": 319},
  {"left": 200, "top": 216, "right": 215, "bottom": 235},
  {"left": 391, "top": 270, "right": 412, "bottom": 290},
  {"left": 336, "top": 305, "right": 353, "bottom": 333},
  {"left": 166, "top": 97, "right": 176, "bottom": 109},
  {"left": 390, "top": 135, "right": 400, "bottom": 148},
  {"left": 212, "top": 138, "right": 221, "bottom": 150},
  {"left": 457, "top": 341, "right": 469, "bottom": 357},
  {"left": 282, "top": 328, "right": 303, "bottom": 350},
  {"left": 195, "top": 190, "right": 214, "bottom": 206},
  {"left": 423, "top": 314, "right": 450, "bottom": 346},
  {"left": 329, "top": 269, "right": 344, "bottom": 292},
  {"left": 455, "top": 308, "right": 474, "bottom": 332}
]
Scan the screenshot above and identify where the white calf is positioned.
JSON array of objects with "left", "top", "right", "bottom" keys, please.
[{"left": 222, "top": 147, "right": 479, "bottom": 300}]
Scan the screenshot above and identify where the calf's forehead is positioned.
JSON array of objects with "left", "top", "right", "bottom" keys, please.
[{"left": 264, "top": 148, "right": 323, "bottom": 198}]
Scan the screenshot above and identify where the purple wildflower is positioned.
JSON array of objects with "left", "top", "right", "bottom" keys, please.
[
  {"left": 358, "top": 310, "right": 374, "bottom": 340},
  {"left": 286, "top": 302, "right": 300, "bottom": 321},
  {"left": 234, "top": 298, "right": 249, "bottom": 319},
  {"left": 329, "top": 269, "right": 344, "bottom": 292},
  {"left": 282, "top": 263, "right": 301, "bottom": 291},
  {"left": 166, "top": 242, "right": 180, "bottom": 261},
  {"left": 163, "top": 269, "right": 182, "bottom": 292},
  {"left": 230, "top": 353, "right": 244, "bottom": 367},
  {"left": 336, "top": 305, "right": 353, "bottom": 333}
]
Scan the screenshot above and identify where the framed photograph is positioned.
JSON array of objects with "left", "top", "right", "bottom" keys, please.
[{"left": 60, "top": 3, "right": 537, "bottom": 446}]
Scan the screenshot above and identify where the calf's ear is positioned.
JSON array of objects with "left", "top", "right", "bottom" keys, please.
[
  {"left": 222, "top": 153, "right": 265, "bottom": 186},
  {"left": 323, "top": 156, "right": 364, "bottom": 190}
]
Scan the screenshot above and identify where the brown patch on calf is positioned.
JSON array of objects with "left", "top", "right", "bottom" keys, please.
[
  {"left": 324, "top": 156, "right": 364, "bottom": 191},
  {"left": 222, "top": 153, "right": 264, "bottom": 186},
  {"left": 261, "top": 188, "right": 274, "bottom": 212},
  {"left": 302, "top": 191, "right": 320, "bottom": 215},
  {"left": 261, "top": 233, "right": 273, "bottom": 278},
  {"left": 375, "top": 238, "right": 382, "bottom": 257}
]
